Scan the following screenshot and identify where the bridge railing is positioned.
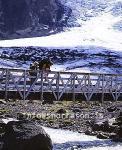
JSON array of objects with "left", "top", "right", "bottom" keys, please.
[{"left": 0, "top": 68, "right": 122, "bottom": 101}]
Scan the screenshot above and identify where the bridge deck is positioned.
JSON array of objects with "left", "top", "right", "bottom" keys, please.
[{"left": 0, "top": 68, "right": 122, "bottom": 101}]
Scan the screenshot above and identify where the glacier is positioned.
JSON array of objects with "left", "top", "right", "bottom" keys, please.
[{"left": 0, "top": 0, "right": 122, "bottom": 74}]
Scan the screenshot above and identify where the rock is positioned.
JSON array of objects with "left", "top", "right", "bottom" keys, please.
[
  {"left": 0, "top": 100, "right": 6, "bottom": 104},
  {"left": 107, "top": 106, "right": 117, "bottom": 112},
  {"left": 113, "top": 112, "right": 122, "bottom": 126},
  {"left": 97, "top": 133, "right": 109, "bottom": 139},
  {"left": 4, "top": 114, "right": 13, "bottom": 118},
  {"left": 17, "top": 112, "right": 27, "bottom": 120},
  {"left": 92, "top": 122, "right": 102, "bottom": 131},
  {"left": 72, "top": 108, "right": 81, "bottom": 113},
  {"left": 116, "top": 126, "right": 122, "bottom": 138},
  {"left": 85, "top": 128, "right": 96, "bottom": 136},
  {"left": 0, "top": 122, "right": 6, "bottom": 134},
  {"left": 7, "top": 99, "right": 16, "bottom": 102},
  {"left": 119, "top": 112, "right": 122, "bottom": 116},
  {"left": 112, "top": 126, "right": 122, "bottom": 142},
  {"left": 56, "top": 108, "right": 67, "bottom": 114},
  {"left": 92, "top": 120, "right": 113, "bottom": 133},
  {"left": 0, "top": 115, "right": 4, "bottom": 119},
  {"left": 108, "top": 125, "right": 117, "bottom": 133},
  {"left": 113, "top": 121, "right": 122, "bottom": 126},
  {"left": 1, "top": 120, "right": 52, "bottom": 150},
  {"left": 90, "top": 112, "right": 122, "bottom": 142},
  {"left": 42, "top": 99, "right": 54, "bottom": 105},
  {"left": 86, "top": 120, "right": 95, "bottom": 126},
  {"left": 101, "top": 121, "right": 110, "bottom": 132},
  {"left": 29, "top": 100, "right": 41, "bottom": 104},
  {"left": 109, "top": 133, "right": 117, "bottom": 139},
  {"left": 11, "top": 103, "right": 16, "bottom": 106},
  {"left": 116, "top": 112, "right": 122, "bottom": 122}
]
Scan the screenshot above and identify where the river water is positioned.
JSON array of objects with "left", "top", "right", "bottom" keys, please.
[{"left": 43, "top": 127, "right": 122, "bottom": 150}]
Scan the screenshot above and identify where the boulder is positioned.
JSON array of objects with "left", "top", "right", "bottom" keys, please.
[{"left": 1, "top": 120, "right": 52, "bottom": 150}]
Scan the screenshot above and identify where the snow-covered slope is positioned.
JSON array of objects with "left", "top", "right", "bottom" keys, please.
[
  {"left": 0, "top": 0, "right": 122, "bottom": 74},
  {"left": 0, "top": 46, "right": 121, "bottom": 74},
  {"left": 0, "top": 12, "right": 122, "bottom": 51}
]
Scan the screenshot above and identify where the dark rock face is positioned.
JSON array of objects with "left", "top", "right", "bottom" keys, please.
[
  {"left": 1, "top": 120, "right": 52, "bottom": 150},
  {"left": 1, "top": 0, "right": 30, "bottom": 33},
  {"left": 0, "top": 0, "right": 71, "bottom": 39}
]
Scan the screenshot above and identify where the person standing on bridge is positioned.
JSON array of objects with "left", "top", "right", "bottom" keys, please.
[
  {"left": 29, "top": 61, "right": 39, "bottom": 84},
  {"left": 38, "top": 58, "right": 53, "bottom": 81}
]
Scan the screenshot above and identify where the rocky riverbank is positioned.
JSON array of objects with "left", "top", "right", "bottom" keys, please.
[{"left": 0, "top": 100, "right": 122, "bottom": 141}]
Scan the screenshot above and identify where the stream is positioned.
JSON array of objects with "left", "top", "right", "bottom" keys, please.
[{"left": 43, "top": 127, "right": 122, "bottom": 150}]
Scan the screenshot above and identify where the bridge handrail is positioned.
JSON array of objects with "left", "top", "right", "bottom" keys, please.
[
  {"left": 0, "top": 68, "right": 122, "bottom": 76},
  {"left": 0, "top": 67, "right": 121, "bottom": 101}
]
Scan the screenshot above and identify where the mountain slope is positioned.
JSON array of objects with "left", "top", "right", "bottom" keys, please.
[{"left": 0, "top": 0, "right": 71, "bottom": 39}]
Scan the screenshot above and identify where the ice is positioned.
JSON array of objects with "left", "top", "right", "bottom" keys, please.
[
  {"left": 0, "top": 12, "right": 121, "bottom": 52},
  {"left": 43, "top": 127, "right": 122, "bottom": 150}
]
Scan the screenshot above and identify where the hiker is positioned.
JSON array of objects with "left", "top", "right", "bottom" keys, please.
[
  {"left": 29, "top": 61, "right": 39, "bottom": 84},
  {"left": 38, "top": 58, "right": 53, "bottom": 81}
]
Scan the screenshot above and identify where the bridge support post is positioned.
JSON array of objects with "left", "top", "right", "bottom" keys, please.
[
  {"left": 56, "top": 72, "right": 60, "bottom": 101},
  {"left": 40, "top": 71, "right": 44, "bottom": 101},
  {"left": 87, "top": 74, "right": 91, "bottom": 102},
  {"left": 5, "top": 69, "right": 9, "bottom": 101},
  {"left": 72, "top": 73, "right": 75, "bottom": 102},
  {"left": 101, "top": 74, "right": 105, "bottom": 103},
  {"left": 23, "top": 70, "right": 27, "bottom": 101},
  {"left": 115, "top": 75, "right": 118, "bottom": 102}
]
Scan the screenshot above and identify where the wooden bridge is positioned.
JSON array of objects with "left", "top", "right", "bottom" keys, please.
[{"left": 0, "top": 68, "right": 122, "bottom": 101}]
